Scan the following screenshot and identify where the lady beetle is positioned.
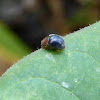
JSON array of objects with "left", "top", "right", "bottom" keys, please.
[{"left": 41, "top": 34, "right": 65, "bottom": 50}]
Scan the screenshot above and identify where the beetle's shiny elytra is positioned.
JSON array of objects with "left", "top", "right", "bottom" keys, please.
[{"left": 41, "top": 34, "right": 65, "bottom": 50}]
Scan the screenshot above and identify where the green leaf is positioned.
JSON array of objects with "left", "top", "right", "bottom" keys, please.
[
  {"left": 0, "top": 23, "right": 31, "bottom": 58},
  {"left": 0, "top": 21, "right": 100, "bottom": 100}
]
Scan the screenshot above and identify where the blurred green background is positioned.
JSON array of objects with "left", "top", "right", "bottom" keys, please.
[{"left": 0, "top": 0, "right": 100, "bottom": 76}]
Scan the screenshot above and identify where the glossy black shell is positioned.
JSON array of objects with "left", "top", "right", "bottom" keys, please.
[{"left": 48, "top": 34, "right": 65, "bottom": 50}]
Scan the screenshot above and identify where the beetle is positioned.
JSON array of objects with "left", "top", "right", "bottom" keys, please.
[{"left": 41, "top": 34, "right": 65, "bottom": 50}]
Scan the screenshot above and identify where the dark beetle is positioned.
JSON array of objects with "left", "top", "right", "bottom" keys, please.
[{"left": 41, "top": 34, "right": 65, "bottom": 50}]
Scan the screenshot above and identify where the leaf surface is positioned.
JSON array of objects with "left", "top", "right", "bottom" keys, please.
[{"left": 0, "top": 21, "right": 100, "bottom": 100}]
